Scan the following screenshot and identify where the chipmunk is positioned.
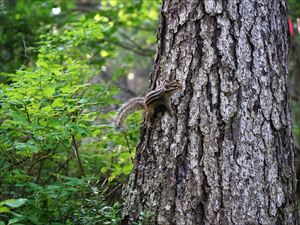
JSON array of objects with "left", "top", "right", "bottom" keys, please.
[{"left": 115, "top": 79, "right": 182, "bottom": 129}]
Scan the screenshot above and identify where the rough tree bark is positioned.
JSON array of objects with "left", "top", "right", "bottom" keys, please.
[{"left": 122, "top": 0, "right": 298, "bottom": 224}]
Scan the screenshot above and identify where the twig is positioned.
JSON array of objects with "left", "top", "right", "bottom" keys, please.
[
  {"left": 111, "top": 79, "right": 138, "bottom": 97},
  {"left": 120, "top": 24, "right": 157, "bottom": 32},
  {"left": 117, "top": 30, "right": 155, "bottom": 55},
  {"left": 106, "top": 38, "right": 154, "bottom": 57},
  {"left": 23, "top": 103, "right": 31, "bottom": 124},
  {"left": 104, "top": 183, "right": 122, "bottom": 198},
  {"left": 71, "top": 134, "right": 85, "bottom": 177},
  {"left": 35, "top": 160, "right": 44, "bottom": 182},
  {"left": 22, "top": 39, "right": 29, "bottom": 59},
  {"left": 28, "top": 140, "right": 62, "bottom": 172},
  {"left": 123, "top": 132, "right": 134, "bottom": 163},
  {"left": 43, "top": 156, "right": 73, "bottom": 184}
]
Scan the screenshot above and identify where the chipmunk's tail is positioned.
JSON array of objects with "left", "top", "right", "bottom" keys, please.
[{"left": 115, "top": 97, "right": 144, "bottom": 129}]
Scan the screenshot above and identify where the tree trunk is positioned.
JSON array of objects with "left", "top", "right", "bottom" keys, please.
[{"left": 122, "top": 0, "right": 299, "bottom": 224}]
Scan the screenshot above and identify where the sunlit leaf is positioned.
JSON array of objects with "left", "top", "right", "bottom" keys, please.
[
  {"left": 0, "top": 206, "right": 10, "bottom": 213},
  {"left": 101, "top": 167, "right": 108, "bottom": 173},
  {"left": 52, "top": 98, "right": 64, "bottom": 107},
  {"left": 43, "top": 86, "right": 55, "bottom": 98},
  {"left": 3, "top": 199, "right": 27, "bottom": 208},
  {"left": 100, "top": 50, "right": 109, "bottom": 57}
]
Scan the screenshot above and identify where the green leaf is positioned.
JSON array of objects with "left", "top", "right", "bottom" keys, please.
[
  {"left": 120, "top": 152, "right": 131, "bottom": 159},
  {"left": 12, "top": 111, "right": 28, "bottom": 124},
  {"left": 61, "top": 86, "right": 76, "bottom": 94},
  {"left": 37, "top": 61, "right": 49, "bottom": 69},
  {"left": 27, "top": 214, "right": 39, "bottom": 224},
  {"left": 15, "top": 142, "right": 39, "bottom": 153},
  {"left": 8, "top": 218, "right": 19, "bottom": 225},
  {"left": 65, "top": 177, "right": 83, "bottom": 186},
  {"left": 52, "top": 98, "right": 64, "bottom": 107},
  {"left": 43, "top": 86, "right": 55, "bottom": 98},
  {"left": 48, "top": 118, "right": 61, "bottom": 126},
  {"left": 28, "top": 182, "right": 43, "bottom": 191},
  {"left": 3, "top": 198, "right": 27, "bottom": 208},
  {"left": 123, "top": 164, "right": 133, "bottom": 174},
  {"left": 101, "top": 167, "right": 108, "bottom": 173},
  {"left": 100, "top": 50, "right": 109, "bottom": 57},
  {"left": 0, "top": 206, "right": 10, "bottom": 213},
  {"left": 46, "top": 184, "right": 62, "bottom": 191},
  {"left": 108, "top": 174, "right": 116, "bottom": 183},
  {"left": 43, "top": 105, "right": 52, "bottom": 112},
  {"left": 78, "top": 98, "right": 89, "bottom": 103}
]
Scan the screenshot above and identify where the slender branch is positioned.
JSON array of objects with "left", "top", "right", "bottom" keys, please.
[
  {"left": 24, "top": 79, "right": 55, "bottom": 105},
  {"left": 4, "top": 151, "right": 27, "bottom": 171},
  {"left": 22, "top": 39, "right": 29, "bottom": 59},
  {"left": 35, "top": 160, "right": 44, "bottom": 182},
  {"left": 123, "top": 132, "right": 134, "bottom": 163},
  {"left": 104, "top": 183, "right": 122, "bottom": 198},
  {"left": 28, "top": 140, "right": 62, "bottom": 172},
  {"left": 23, "top": 103, "right": 31, "bottom": 124},
  {"left": 111, "top": 80, "right": 138, "bottom": 97},
  {"left": 71, "top": 134, "right": 85, "bottom": 177},
  {"left": 117, "top": 30, "right": 156, "bottom": 55},
  {"left": 106, "top": 38, "right": 155, "bottom": 57},
  {"left": 43, "top": 156, "right": 73, "bottom": 184},
  {"left": 120, "top": 24, "right": 157, "bottom": 32}
]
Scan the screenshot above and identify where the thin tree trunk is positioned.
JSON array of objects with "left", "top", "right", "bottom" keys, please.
[{"left": 122, "top": 0, "right": 298, "bottom": 224}]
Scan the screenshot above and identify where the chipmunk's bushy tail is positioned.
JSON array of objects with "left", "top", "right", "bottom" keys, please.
[{"left": 115, "top": 97, "right": 144, "bottom": 129}]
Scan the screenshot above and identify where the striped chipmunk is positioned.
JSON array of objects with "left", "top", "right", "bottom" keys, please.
[{"left": 115, "top": 79, "right": 182, "bottom": 129}]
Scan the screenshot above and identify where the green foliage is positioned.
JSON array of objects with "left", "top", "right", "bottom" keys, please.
[
  {"left": 0, "top": 0, "right": 76, "bottom": 77},
  {"left": 73, "top": 198, "right": 121, "bottom": 225},
  {"left": 289, "top": 0, "right": 300, "bottom": 20},
  {"left": 288, "top": 0, "right": 300, "bottom": 148},
  {"left": 0, "top": 0, "right": 160, "bottom": 223},
  {"left": 0, "top": 198, "right": 27, "bottom": 220},
  {"left": 0, "top": 178, "right": 122, "bottom": 224},
  {"left": 132, "top": 211, "right": 155, "bottom": 225},
  {"left": 0, "top": 20, "right": 121, "bottom": 221}
]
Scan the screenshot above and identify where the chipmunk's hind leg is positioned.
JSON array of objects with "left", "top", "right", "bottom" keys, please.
[{"left": 144, "top": 107, "right": 154, "bottom": 128}]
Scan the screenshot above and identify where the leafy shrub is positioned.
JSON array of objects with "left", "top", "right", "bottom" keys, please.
[
  {"left": 0, "top": 14, "right": 137, "bottom": 224},
  {"left": 0, "top": 0, "right": 160, "bottom": 224}
]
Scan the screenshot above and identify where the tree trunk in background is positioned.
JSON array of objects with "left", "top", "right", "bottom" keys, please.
[{"left": 122, "top": 0, "right": 298, "bottom": 224}]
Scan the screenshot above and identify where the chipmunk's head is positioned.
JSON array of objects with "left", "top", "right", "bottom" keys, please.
[{"left": 163, "top": 79, "right": 182, "bottom": 95}]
